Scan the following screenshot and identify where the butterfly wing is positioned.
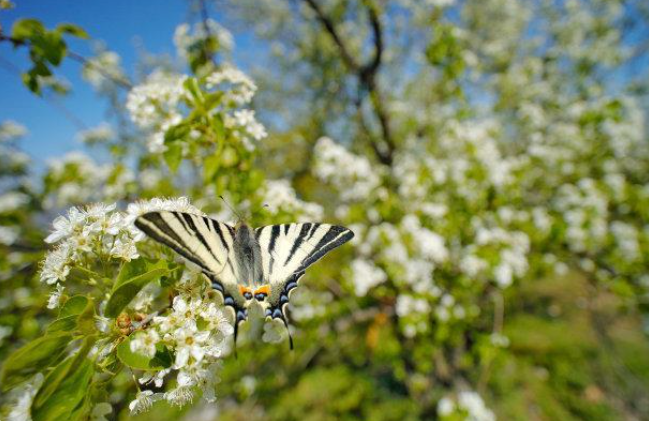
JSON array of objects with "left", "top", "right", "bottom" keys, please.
[
  {"left": 134, "top": 211, "right": 248, "bottom": 326},
  {"left": 255, "top": 223, "right": 354, "bottom": 345}
]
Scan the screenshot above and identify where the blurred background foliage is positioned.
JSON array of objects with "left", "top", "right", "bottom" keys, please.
[{"left": 1, "top": 0, "right": 649, "bottom": 420}]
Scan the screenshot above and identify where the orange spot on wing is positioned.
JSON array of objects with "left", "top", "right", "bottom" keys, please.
[
  {"left": 254, "top": 285, "right": 270, "bottom": 295},
  {"left": 239, "top": 286, "right": 252, "bottom": 296}
]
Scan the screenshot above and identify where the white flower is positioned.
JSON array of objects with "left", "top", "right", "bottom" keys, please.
[
  {"left": 47, "top": 283, "right": 65, "bottom": 309},
  {"left": 90, "top": 402, "right": 112, "bottom": 421},
  {"left": 437, "top": 396, "right": 455, "bottom": 416},
  {"left": 494, "top": 263, "right": 513, "bottom": 288},
  {"left": 77, "top": 123, "right": 114, "bottom": 145},
  {"left": 262, "top": 319, "right": 286, "bottom": 344},
  {"left": 0, "top": 120, "right": 27, "bottom": 142},
  {"left": 396, "top": 294, "right": 430, "bottom": 317},
  {"left": 164, "top": 385, "right": 194, "bottom": 407},
  {"left": 205, "top": 65, "right": 256, "bottom": 105},
  {"left": 314, "top": 137, "right": 381, "bottom": 201},
  {"left": 82, "top": 51, "right": 126, "bottom": 91},
  {"left": 40, "top": 243, "right": 72, "bottom": 284},
  {"left": 173, "top": 322, "right": 211, "bottom": 368},
  {"left": 0, "top": 225, "right": 19, "bottom": 245},
  {"left": 458, "top": 390, "right": 495, "bottom": 421},
  {"left": 0, "top": 192, "right": 29, "bottom": 213},
  {"left": 126, "top": 71, "right": 186, "bottom": 129},
  {"left": 351, "top": 259, "right": 387, "bottom": 296},
  {"left": 129, "top": 390, "right": 161, "bottom": 414},
  {"left": 139, "top": 369, "right": 170, "bottom": 389},
  {"left": 45, "top": 207, "right": 85, "bottom": 244},
  {"left": 0, "top": 325, "right": 12, "bottom": 347},
  {"left": 130, "top": 329, "right": 160, "bottom": 359},
  {"left": 110, "top": 238, "right": 140, "bottom": 261},
  {"left": 126, "top": 197, "right": 203, "bottom": 225},
  {"left": 263, "top": 180, "right": 323, "bottom": 221},
  {"left": 193, "top": 365, "right": 220, "bottom": 403},
  {"left": 7, "top": 373, "right": 43, "bottom": 421},
  {"left": 200, "top": 303, "right": 234, "bottom": 336},
  {"left": 460, "top": 253, "right": 488, "bottom": 277},
  {"left": 174, "top": 19, "right": 234, "bottom": 59}
]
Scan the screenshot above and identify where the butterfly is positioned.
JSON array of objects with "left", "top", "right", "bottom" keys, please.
[{"left": 134, "top": 211, "right": 354, "bottom": 350}]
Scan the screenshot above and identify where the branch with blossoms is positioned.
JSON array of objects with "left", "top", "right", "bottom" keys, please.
[{"left": 1, "top": 198, "right": 234, "bottom": 419}]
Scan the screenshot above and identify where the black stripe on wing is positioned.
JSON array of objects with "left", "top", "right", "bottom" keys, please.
[
  {"left": 296, "top": 225, "right": 354, "bottom": 273},
  {"left": 135, "top": 212, "right": 210, "bottom": 271},
  {"left": 180, "top": 213, "right": 222, "bottom": 265}
]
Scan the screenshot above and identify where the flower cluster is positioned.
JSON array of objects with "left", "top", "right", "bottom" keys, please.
[
  {"left": 314, "top": 137, "right": 381, "bottom": 202},
  {"left": 126, "top": 71, "right": 187, "bottom": 152},
  {"left": 263, "top": 180, "right": 324, "bottom": 222},
  {"left": 33, "top": 197, "right": 235, "bottom": 415},
  {"left": 0, "top": 120, "right": 30, "bottom": 174},
  {"left": 437, "top": 390, "right": 496, "bottom": 421},
  {"left": 207, "top": 66, "right": 267, "bottom": 150},
  {"left": 81, "top": 50, "right": 128, "bottom": 92},
  {"left": 76, "top": 123, "right": 115, "bottom": 146},
  {"left": 129, "top": 295, "right": 233, "bottom": 408},
  {"left": 40, "top": 203, "right": 142, "bottom": 287},
  {"left": 206, "top": 65, "right": 257, "bottom": 106},
  {"left": 42, "top": 152, "right": 133, "bottom": 208},
  {"left": 174, "top": 19, "right": 234, "bottom": 60}
]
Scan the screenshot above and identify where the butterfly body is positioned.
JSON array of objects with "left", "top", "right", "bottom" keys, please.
[
  {"left": 232, "top": 223, "right": 264, "bottom": 288},
  {"left": 134, "top": 211, "right": 354, "bottom": 350}
]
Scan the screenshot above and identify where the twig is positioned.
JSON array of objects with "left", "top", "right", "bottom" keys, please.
[
  {"left": 0, "top": 32, "right": 132, "bottom": 89},
  {"left": 302, "top": 0, "right": 360, "bottom": 72},
  {"left": 300, "top": 0, "right": 395, "bottom": 165},
  {"left": 0, "top": 54, "right": 89, "bottom": 130},
  {"left": 198, "top": 0, "right": 218, "bottom": 67}
]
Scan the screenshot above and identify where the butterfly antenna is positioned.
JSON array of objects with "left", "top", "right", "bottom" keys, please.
[{"left": 219, "top": 195, "right": 243, "bottom": 224}]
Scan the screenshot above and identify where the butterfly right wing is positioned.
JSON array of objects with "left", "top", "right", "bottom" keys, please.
[{"left": 134, "top": 211, "right": 248, "bottom": 326}]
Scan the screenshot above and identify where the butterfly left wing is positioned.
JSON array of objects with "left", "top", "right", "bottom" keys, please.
[
  {"left": 134, "top": 211, "right": 248, "bottom": 330},
  {"left": 254, "top": 223, "right": 354, "bottom": 347}
]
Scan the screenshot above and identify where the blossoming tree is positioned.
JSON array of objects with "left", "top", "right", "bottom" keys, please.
[{"left": 1, "top": 0, "right": 649, "bottom": 420}]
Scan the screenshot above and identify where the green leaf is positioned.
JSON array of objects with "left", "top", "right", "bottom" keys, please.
[
  {"left": 104, "top": 260, "right": 169, "bottom": 318},
  {"left": 211, "top": 114, "right": 225, "bottom": 141},
  {"left": 12, "top": 18, "right": 45, "bottom": 40},
  {"left": 0, "top": 332, "right": 72, "bottom": 390},
  {"left": 163, "top": 142, "right": 183, "bottom": 173},
  {"left": 46, "top": 315, "right": 78, "bottom": 333},
  {"left": 116, "top": 338, "right": 173, "bottom": 370},
  {"left": 204, "top": 91, "right": 224, "bottom": 110},
  {"left": 56, "top": 23, "right": 89, "bottom": 39},
  {"left": 114, "top": 259, "right": 147, "bottom": 289},
  {"left": 150, "top": 345, "right": 174, "bottom": 369},
  {"left": 38, "top": 31, "right": 66, "bottom": 65},
  {"left": 203, "top": 153, "right": 221, "bottom": 183},
  {"left": 76, "top": 297, "right": 96, "bottom": 335},
  {"left": 183, "top": 76, "right": 203, "bottom": 104},
  {"left": 31, "top": 338, "right": 96, "bottom": 421},
  {"left": 164, "top": 121, "right": 191, "bottom": 144},
  {"left": 59, "top": 296, "right": 88, "bottom": 318}
]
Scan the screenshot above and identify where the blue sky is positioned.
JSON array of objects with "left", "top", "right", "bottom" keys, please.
[{"left": 0, "top": 0, "right": 252, "bottom": 169}]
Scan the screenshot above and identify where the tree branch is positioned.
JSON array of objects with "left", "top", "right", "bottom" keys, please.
[
  {"left": 300, "top": 0, "right": 395, "bottom": 165},
  {"left": 302, "top": 0, "right": 360, "bottom": 72},
  {"left": 199, "top": 0, "right": 217, "bottom": 67},
  {"left": 0, "top": 33, "right": 132, "bottom": 89}
]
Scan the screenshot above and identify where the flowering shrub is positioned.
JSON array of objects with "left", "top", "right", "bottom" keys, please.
[{"left": 2, "top": 0, "right": 649, "bottom": 420}]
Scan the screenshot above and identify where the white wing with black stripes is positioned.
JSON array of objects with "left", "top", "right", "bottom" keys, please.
[
  {"left": 254, "top": 223, "right": 354, "bottom": 320},
  {"left": 134, "top": 211, "right": 248, "bottom": 319}
]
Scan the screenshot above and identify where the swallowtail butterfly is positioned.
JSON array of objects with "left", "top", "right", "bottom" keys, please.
[{"left": 135, "top": 211, "right": 354, "bottom": 349}]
